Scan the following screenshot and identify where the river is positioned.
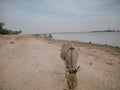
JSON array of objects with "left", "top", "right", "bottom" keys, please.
[{"left": 52, "top": 32, "right": 120, "bottom": 47}]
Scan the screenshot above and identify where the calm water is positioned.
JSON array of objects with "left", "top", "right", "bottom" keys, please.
[{"left": 52, "top": 32, "right": 120, "bottom": 47}]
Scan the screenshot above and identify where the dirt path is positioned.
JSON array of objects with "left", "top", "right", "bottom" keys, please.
[{"left": 0, "top": 35, "right": 120, "bottom": 90}]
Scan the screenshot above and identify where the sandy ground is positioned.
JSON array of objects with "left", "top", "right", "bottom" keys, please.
[{"left": 0, "top": 35, "right": 120, "bottom": 90}]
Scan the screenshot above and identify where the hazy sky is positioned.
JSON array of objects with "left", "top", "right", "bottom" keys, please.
[{"left": 0, "top": 0, "right": 120, "bottom": 34}]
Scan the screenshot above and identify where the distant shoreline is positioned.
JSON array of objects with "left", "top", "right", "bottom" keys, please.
[
  {"left": 51, "top": 30, "right": 120, "bottom": 34},
  {"left": 91, "top": 30, "right": 120, "bottom": 32}
]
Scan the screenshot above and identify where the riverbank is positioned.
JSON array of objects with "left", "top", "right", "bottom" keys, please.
[{"left": 0, "top": 35, "right": 120, "bottom": 90}]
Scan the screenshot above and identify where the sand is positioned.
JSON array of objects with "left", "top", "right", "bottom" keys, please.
[{"left": 0, "top": 35, "right": 120, "bottom": 90}]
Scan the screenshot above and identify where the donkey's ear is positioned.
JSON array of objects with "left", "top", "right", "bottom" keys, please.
[
  {"left": 65, "top": 68, "right": 69, "bottom": 72},
  {"left": 75, "top": 66, "right": 80, "bottom": 72}
]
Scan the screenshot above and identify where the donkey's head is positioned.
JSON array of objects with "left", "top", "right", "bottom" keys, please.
[
  {"left": 66, "top": 66, "right": 80, "bottom": 90},
  {"left": 67, "top": 73, "right": 78, "bottom": 90}
]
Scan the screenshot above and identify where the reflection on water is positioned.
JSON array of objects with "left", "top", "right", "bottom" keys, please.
[{"left": 52, "top": 32, "right": 120, "bottom": 47}]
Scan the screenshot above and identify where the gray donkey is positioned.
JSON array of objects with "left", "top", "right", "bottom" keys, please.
[{"left": 61, "top": 42, "right": 79, "bottom": 90}]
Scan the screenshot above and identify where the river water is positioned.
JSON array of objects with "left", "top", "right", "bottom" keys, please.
[{"left": 52, "top": 32, "right": 120, "bottom": 47}]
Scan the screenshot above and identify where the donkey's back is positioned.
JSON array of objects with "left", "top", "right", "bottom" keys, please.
[
  {"left": 66, "top": 47, "right": 79, "bottom": 70},
  {"left": 61, "top": 42, "right": 79, "bottom": 70}
]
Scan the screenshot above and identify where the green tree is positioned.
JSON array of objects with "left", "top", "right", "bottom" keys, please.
[
  {"left": 0, "top": 22, "right": 5, "bottom": 29},
  {"left": 0, "top": 22, "right": 22, "bottom": 35}
]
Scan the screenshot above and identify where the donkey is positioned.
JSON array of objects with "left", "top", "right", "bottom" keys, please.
[{"left": 61, "top": 42, "right": 79, "bottom": 90}]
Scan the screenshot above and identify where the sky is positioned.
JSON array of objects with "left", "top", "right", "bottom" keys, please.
[{"left": 0, "top": 0, "right": 120, "bottom": 34}]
